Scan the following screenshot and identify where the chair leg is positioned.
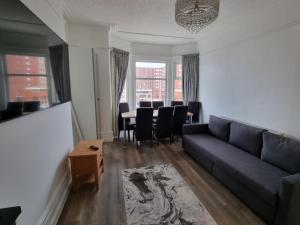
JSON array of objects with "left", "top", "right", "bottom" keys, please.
[
  {"left": 127, "top": 130, "right": 130, "bottom": 142},
  {"left": 153, "top": 133, "right": 159, "bottom": 145}
]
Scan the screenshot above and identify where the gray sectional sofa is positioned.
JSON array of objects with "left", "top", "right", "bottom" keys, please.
[{"left": 182, "top": 115, "right": 300, "bottom": 225}]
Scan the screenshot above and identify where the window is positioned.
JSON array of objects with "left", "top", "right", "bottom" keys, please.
[
  {"left": 174, "top": 63, "right": 183, "bottom": 101},
  {"left": 120, "top": 81, "right": 127, "bottom": 103},
  {"left": 135, "top": 62, "right": 166, "bottom": 106},
  {"left": 5, "top": 54, "right": 50, "bottom": 108}
]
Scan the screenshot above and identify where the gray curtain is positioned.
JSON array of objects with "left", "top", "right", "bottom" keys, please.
[
  {"left": 182, "top": 54, "right": 199, "bottom": 104},
  {"left": 111, "top": 48, "right": 129, "bottom": 136},
  {"left": 49, "top": 44, "right": 71, "bottom": 103},
  {"left": 0, "top": 54, "right": 7, "bottom": 110}
]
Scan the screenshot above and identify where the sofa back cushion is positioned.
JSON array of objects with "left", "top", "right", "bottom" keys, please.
[
  {"left": 229, "top": 121, "right": 265, "bottom": 157},
  {"left": 208, "top": 115, "right": 231, "bottom": 142},
  {"left": 262, "top": 132, "right": 300, "bottom": 174}
]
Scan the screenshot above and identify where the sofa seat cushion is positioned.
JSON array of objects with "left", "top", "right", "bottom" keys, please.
[
  {"left": 262, "top": 132, "right": 300, "bottom": 174},
  {"left": 229, "top": 121, "right": 265, "bottom": 157},
  {"left": 184, "top": 134, "right": 290, "bottom": 206}
]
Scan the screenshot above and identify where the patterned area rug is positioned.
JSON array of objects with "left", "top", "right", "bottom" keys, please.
[{"left": 122, "top": 164, "right": 218, "bottom": 225}]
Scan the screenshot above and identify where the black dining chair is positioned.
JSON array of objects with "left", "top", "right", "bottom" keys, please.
[
  {"left": 172, "top": 105, "right": 188, "bottom": 141},
  {"left": 118, "top": 102, "right": 134, "bottom": 141},
  {"left": 152, "top": 101, "right": 164, "bottom": 110},
  {"left": 134, "top": 107, "right": 154, "bottom": 147},
  {"left": 171, "top": 101, "right": 183, "bottom": 106},
  {"left": 23, "top": 101, "right": 41, "bottom": 112},
  {"left": 1, "top": 102, "right": 23, "bottom": 121},
  {"left": 153, "top": 107, "right": 174, "bottom": 144},
  {"left": 139, "top": 101, "right": 152, "bottom": 107},
  {"left": 187, "top": 101, "right": 201, "bottom": 123}
]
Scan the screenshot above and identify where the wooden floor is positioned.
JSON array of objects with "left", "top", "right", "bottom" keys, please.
[{"left": 57, "top": 139, "right": 267, "bottom": 225}]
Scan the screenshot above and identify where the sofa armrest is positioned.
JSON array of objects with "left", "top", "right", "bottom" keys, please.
[
  {"left": 275, "top": 173, "right": 300, "bottom": 225},
  {"left": 183, "top": 123, "right": 208, "bottom": 135}
]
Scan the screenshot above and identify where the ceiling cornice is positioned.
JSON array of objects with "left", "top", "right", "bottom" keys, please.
[{"left": 118, "top": 31, "right": 195, "bottom": 40}]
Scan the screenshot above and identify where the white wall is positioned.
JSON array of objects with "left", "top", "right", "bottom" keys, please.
[
  {"left": 67, "top": 24, "right": 114, "bottom": 141},
  {"left": 199, "top": 22, "right": 300, "bottom": 139},
  {"left": 67, "top": 23, "right": 110, "bottom": 48},
  {"left": 0, "top": 103, "right": 73, "bottom": 225},
  {"left": 132, "top": 42, "right": 173, "bottom": 57},
  {"left": 109, "top": 34, "right": 132, "bottom": 53},
  {"left": 171, "top": 42, "right": 198, "bottom": 56},
  {"left": 69, "top": 47, "right": 97, "bottom": 140},
  {"left": 132, "top": 42, "right": 198, "bottom": 57}
]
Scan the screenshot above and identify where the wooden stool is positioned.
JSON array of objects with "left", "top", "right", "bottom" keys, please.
[{"left": 69, "top": 140, "right": 104, "bottom": 191}]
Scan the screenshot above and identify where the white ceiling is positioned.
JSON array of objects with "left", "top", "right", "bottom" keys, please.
[{"left": 63, "top": 0, "right": 299, "bottom": 45}]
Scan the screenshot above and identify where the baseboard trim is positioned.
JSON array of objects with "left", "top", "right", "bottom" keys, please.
[
  {"left": 38, "top": 172, "right": 71, "bottom": 225},
  {"left": 98, "top": 130, "right": 114, "bottom": 142}
]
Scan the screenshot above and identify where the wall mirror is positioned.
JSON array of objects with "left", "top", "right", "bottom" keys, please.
[{"left": 0, "top": 0, "right": 71, "bottom": 123}]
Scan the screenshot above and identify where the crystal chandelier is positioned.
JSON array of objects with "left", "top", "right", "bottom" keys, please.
[{"left": 175, "top": 0, "right": 220, "bottom": 33}]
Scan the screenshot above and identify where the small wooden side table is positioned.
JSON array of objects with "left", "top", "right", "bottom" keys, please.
[{"left": 69, "top": 140, "right": 104, "bottom": 191}]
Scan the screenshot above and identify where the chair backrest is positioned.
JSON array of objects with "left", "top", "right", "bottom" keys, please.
[
  {"left": 1, "top": 102, "right": 23, "bottom": 121},
  {"left": 118, "top": 102, "right": 130, "bottom": 130},
  {"left": 23, "top": 101, "right": 40, "bottom": 112},
  {"left": 119, "top": 102, "right": 130, "bottom": 114},
  {"left": 187, "top": 101, "right": 201, "bottom": 122},
  {"left": 135, "top": 107, "right": 154, "bottom": 141},
  {"left": 155, "top": 107, "right": 174, "bottom": 138},
  {"left": 139, "top": 101, "right": 152, "bottom": 107},
  {"left": 152, "top": 101, "right": 164, "bottom": 110},
  {"left": 171, "top": 101, "right": 183, "bottom": 106},
  {"left": 6, "top": 102, "right": 23, "bottom": 112},
  {"left": 172, "top": 105, "right": 188, "bottom": 135}
]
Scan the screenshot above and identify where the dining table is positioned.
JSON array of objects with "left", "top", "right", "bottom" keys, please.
[{"left": 121, "top": 110, "right": 193, "bottom": 142}]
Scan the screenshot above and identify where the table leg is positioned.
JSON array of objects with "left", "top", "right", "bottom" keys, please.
[
  {"left": 123, "top": 118, "right": 127, "bottom": 142},
  {"left": 190, "top": 115, "right": 193, "bottom": 123}
]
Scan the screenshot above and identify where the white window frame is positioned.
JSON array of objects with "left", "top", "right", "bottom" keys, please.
[
  {"left": 170, "top": 56, "right": 182, "bottom": 101},
  {"left": 3, "top": 51, "right": 53, "bottom": 107},
  {"left": 120, "top": 79, "right": 128, "bottom": 103},
  {"left": 119, "top": 55, "right": 131, "bottom": 104},
  {"left": 173, "top": 61, "right": 183, "bottom": 102},
  {"left": 132, "top": 57, "right": 170, "bottom": 108}
]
